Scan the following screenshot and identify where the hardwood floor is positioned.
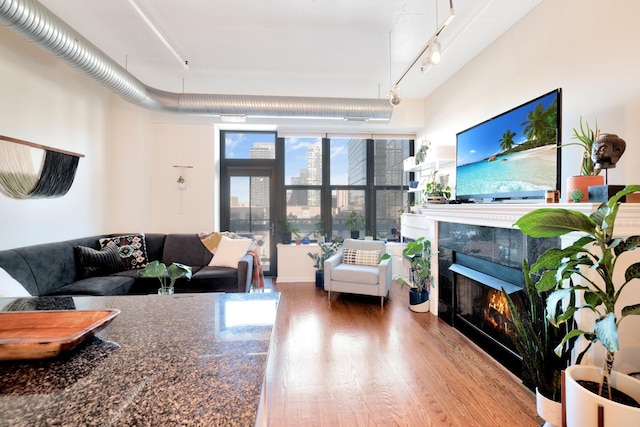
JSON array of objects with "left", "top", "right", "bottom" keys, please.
[{"left": 263, "top": 280, "right": 541, "bottom": 427}]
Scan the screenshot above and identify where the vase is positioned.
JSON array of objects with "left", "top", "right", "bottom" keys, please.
[
  {"left": 564, "top": 365, "right": 640, "bottom": 427},
  {"left": 408, "top": 289, "right": 429, "bottom": 312},
  {"left": 158, "top": 287, "right": 174, "bottom": 295},
  {"left": 536, "top": 388, "right": 561, "bottom": 427},
  {"left": 566, "top": 175, "right": 605, "bottom": 202},
  {"left": 315, "top": 270, "right": 324, "bottom": 289}
]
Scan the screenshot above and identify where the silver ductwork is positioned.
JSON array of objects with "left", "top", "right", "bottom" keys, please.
[{"left": 0, "top": 0, "right": 393, "bottom": 121}]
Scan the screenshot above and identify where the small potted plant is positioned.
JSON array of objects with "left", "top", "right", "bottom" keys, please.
[
  {"left": 280, "top": 218, "right": 299, "bottom": 244},
  {"left": 514, "top": 185, "right": 640, "bottom": 426},
  {"left": 139, "top": 260, "right": 192, "bottom": 295},
  {"left": 344, "top": 211, "right": 364, "bottom": 239},
  {"left": 307, "top": 240, "right": 343, "bottom": 288},
  {"left": 381, "top": 237, "right": 435, "bottom": 312},
  {"left": 314, "top": 220, "right": 326, "bottom": 243},
  {"left": 423, "top": 171, "right": 451, "bottom": 204},
  {"left": 564, "top": 117, "right": 604, "bottom": 202}
]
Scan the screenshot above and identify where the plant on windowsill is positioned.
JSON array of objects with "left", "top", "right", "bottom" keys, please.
[
  {"left": 344, "top": 211, "right": 364, "bottom": 239},
  {"left": 514, "top": 185, "right": 640, "bottom": 426},
  {"left": 280, "top": 218, "right": 299, "bottom": 244},
  {"left": 139, "top": 260, "right": 192, "bottom": 295},
  {"left": 307, "top": 240, "right": 343, "bottom": 289},
  {"left": 314, "top": 220, "right": 326, "bottom": 243},
  {"left": 381, "top": 236, "right": 435, "bottom": 312}
]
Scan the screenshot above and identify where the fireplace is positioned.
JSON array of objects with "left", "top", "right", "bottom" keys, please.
[{"left": 437, "top": 222, "right": 558, "bottom": 376}]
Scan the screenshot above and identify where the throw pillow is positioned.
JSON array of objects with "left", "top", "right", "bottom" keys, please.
[
  {"left": 209, "top": 236, "right": 251, "bottom": 268},
  {"left": 355, "top": 249, "right": 381, "bottom": 266},
  {"left": 0, "top": 267, "right": 31, "bottom": 297},
  {"left": 342, "top": 248, "right": 380, "bottom": 266},
  {"left": 99, "top": 233, "right": 149, "bottom": 270},
  {"left": 75, "top": 244, "right": 126, "bottom": 279}
]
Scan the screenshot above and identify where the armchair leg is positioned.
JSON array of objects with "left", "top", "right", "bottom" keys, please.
[{"left": 380, "top": 296, "right": 384, "bottom": 308}]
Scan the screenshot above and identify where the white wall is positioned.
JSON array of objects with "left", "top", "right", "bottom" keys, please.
[
  {"left": 0, "top": 26, "right": 112, "bottom": 250},
  {"left": 420, "top": 0, "right": 640, "bottom": 370},
  {"left": 422, "top": 0, "right": 640, "bottom": 199}
]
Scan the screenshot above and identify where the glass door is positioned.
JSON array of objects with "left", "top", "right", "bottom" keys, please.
[{"left": 223, "top": 167, "right": 275, "bottom": 276}]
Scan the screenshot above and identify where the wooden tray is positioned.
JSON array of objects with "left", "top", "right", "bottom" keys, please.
[{"left": 0, "top": 309, "right": 120, "bottom": 361}]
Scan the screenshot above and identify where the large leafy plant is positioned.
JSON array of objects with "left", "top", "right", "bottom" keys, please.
[
  {"left": 307, "top": 240, "right": 343, "bottom": 271},
  {"left": 139, "top": 260, "right": 192, "bottom": 294},
  {"left": 503, "top": 260, "right": 574, "bottom": 402},
  {"left": 382, "top": 237, "right": 434, "bottom": 293},
  {"left": 514, "top": 185, "right": 640, "bottom": 399}
]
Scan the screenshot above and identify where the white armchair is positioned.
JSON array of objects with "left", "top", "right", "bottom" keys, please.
[{"left": 324, "top": 239, "right": 391, "bottom": 307}]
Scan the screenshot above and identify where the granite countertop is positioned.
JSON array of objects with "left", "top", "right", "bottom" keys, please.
[{"left": 0, "top": 292, "right": 279, "bottom": 427}]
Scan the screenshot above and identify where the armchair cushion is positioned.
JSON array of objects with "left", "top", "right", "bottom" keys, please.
[{"left": 331, "top": 263, "right": 380, "bottom": 285}]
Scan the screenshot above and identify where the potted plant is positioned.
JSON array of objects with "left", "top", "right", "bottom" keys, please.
[
  {"left": 344, "top": 211, "right": 364, "bottom": 239},
  {"left": 423, "top": 171, "right": 451, "bottom": 204},
  {"left": 280, "top": 218, "right": 299, "bottom": 244},
  {"left": 307, "top": 240, "right": 343, "bottom": 288},
  {"left": 314, "top": 220, "right": 326, "bottom": 243},
  {"left": 564, "top": 117, "right": 605, "bottom": 202},
  {"left": 415, "top": 140, "right": 430, "bottom": 164},
  {"left": 381, "top": 236, "right": 435, "bottom": 312},
  {"left": 503, "top": 260, "right": 575, "bottom": 427},
  {"left": 514, "top": 185, "right": 640, "bottom": 426},
  {"left": 139, "top": 260, "right": 192, "bottom": 295}
]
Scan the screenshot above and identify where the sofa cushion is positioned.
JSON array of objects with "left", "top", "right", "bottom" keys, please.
[
  {"left": 46, "top": 275, "right": 134, "bottom": 296},
  {"left": 0, "top": 267, "right": 31, "bottom": 297},
  {"left": 75, "top": 245, "right": 126, "bottom": 279},
  {"left": 99, "top": 234, "right": 149, "bottom": 270},
  {"left": 162, "top": 234, "right": 212, "bottom": 267},
  {"left": 209, "top": 236, "right": 251, "bottom": 268},
  {"left": 331, "top": 263, "right": 380, "bottom": 285}
]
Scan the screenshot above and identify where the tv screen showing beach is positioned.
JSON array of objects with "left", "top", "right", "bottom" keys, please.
[{"left": 455, "top": 89, "right": 561, "bottom": 201}]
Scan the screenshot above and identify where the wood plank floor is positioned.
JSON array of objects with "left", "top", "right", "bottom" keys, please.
[{"left": 263, "top": 280, "right": 541, "bottom": 427}]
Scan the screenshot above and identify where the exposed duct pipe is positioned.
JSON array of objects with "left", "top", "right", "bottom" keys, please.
[{"left": 0, "top": 0, "right": 393, "bottom": 122}]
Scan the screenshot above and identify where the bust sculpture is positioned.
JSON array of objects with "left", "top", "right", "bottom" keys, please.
[{"left": 592, "top": 133, "right": 626, "bottom": 169}]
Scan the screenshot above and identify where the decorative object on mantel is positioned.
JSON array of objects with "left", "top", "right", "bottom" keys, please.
[
  {"left": 515, "top": 185, "right": 640, "bottom": 427},
  {"left": 423, "top": 170, "right": 451, "bottom": 204},
  {"left": 587, "top": 133, "right": 628, "bottom": 203},
  {"left": 0, "top": 134, "right": 84, "bottom": 199},
  {"left": 564, "top": 118, "right": 604, "bottom": 202}
]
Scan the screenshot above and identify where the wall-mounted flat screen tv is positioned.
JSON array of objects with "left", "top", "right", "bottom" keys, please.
[{"left": 455, "top": 88, "right": 561, "bottom": 202}]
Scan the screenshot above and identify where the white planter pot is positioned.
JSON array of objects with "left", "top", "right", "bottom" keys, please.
[
  {"left": 565, "top": 365, "right": 640, "bottom": 427},
  {"left": 536, "top": 388, "right": 561, "bottom": 427}
]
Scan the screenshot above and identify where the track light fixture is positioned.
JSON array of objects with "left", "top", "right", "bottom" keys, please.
[
  {"left": 428, "top": 38, "right": 442, "bottom": 65},
  {"left": 389, "top": 88, "right": 401, "bottom": 106},
  {"left": 393, "top": 0, "right": 455, "bottom": 88}
]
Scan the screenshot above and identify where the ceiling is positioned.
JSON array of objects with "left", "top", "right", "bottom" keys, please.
[{"left": 37, "top": 0, "right": 541, "bottom": 103}]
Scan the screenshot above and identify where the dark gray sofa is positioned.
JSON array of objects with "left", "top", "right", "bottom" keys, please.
[{"left": 0, "top": 233, "right": 254, "bottom": 296}]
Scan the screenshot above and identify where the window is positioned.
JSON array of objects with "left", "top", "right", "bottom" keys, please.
[
  {"left": 282, "top": 136, "right": 411, "bottom": 241},
  {"left": 224, "top": 132, "right": 275, "bottom": 159}
]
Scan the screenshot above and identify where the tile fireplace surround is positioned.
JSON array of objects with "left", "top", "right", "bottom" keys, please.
[{"left": 401, "top": 202, "right": 640, "bottom": 374}]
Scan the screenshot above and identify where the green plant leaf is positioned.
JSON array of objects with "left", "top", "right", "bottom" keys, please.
[
  {"left": 515, "top": 208, "right": 596, "bottom": 237},
  {"left": 138, "top": 260, "right": 166, "bottom": 277},
  {"left": 624, "top": 262, "right": 640, "bottom": 283},
  {"left": 168, "top": 262, "right": 192, "bottom": 281},
  {"left": 621, "top": 303, "right": 640, "bottom": 317},
  {"left": 594, "top": 312, "right": 619, "bottom": 352}
]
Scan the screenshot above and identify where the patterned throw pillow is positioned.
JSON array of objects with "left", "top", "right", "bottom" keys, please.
[
  {"left": 342, "top": 248, "right": 381, "bottom": 266},
  {"left": 99, "top": 234, "right": 149, "bottom": 270},
  {"left": 75, "top": 244, "right": 126, "bottom": 279}
]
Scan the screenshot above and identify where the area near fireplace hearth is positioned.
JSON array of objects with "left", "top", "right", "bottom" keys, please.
[{"left": 401, "top": 203, "right": 640, "bottom": 376}]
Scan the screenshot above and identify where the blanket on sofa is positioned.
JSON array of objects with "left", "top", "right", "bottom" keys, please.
[{"left": 198, "top": 232, "right": 265, "bottom": 289}]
